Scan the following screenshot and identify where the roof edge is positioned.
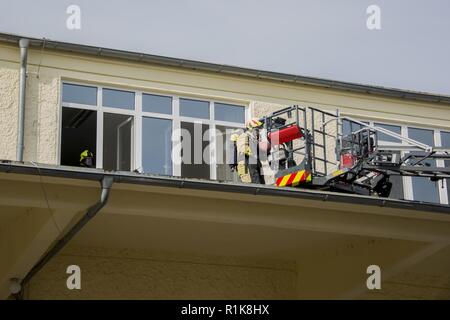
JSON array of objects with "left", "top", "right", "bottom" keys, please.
[
  {"left": 1, "top": 32, "right": 450, "bottom": 105},
  {"left": 0, "top": 160, "right": 449, "bottom": 215}
]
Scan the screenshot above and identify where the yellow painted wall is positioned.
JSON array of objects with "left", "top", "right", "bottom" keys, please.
[{"left": 1, "top": 41, "right": 450, "bottom": 164}]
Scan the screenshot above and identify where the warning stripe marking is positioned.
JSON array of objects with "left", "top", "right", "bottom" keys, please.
[
  {"left": 279, "top": 175, "right": 291, "bottom": 187},
  {"left": 286, "top": 173, "right": 297, "bottom": 186},
  {"left": 276, "top": 170, "right": 311, "bottom": 187},
  {"left": 291, "top": 171, "right": 303, "bottom": 186}
]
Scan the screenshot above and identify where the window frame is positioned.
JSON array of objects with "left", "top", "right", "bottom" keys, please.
[{"left": 59, "top": 81, "right": 248, "bottom": 180}]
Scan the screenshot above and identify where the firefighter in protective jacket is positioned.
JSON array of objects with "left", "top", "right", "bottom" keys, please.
[{"left": 234, "top": 118, "right": 264, "bottom": 184}]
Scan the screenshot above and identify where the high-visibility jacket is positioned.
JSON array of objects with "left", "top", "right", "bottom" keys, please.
[{"left": 80, "top": 150, "right": 94, "bottom": 167}]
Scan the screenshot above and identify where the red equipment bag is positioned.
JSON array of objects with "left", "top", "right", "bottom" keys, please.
[
  {"left": 268, "top": 125, "right": 303, "bottom": 145},
  {"left": 340, "top": 152, "right": 357, "bottom": 169}
]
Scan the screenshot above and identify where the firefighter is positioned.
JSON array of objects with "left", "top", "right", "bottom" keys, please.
[
  {"left": 79, "top": 149, "right": 95, "bottom": 168},
  {"left": 234, "top": 118, "right": 264, "bottom": 184}
]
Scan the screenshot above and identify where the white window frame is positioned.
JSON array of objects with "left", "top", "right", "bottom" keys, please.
[{"left": 59, "top": 81, "right": 247, "bottom": 180}]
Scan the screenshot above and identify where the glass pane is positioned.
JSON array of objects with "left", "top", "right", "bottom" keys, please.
[
  {"left": 103, "top": 113, "right": 133, "bottom": 171},
  {"left": 143, "top": 94, "right": 172, "bottom": 115},
  {"left": 60, "top": 107, "right": 97, "bottom": 167},
  {"left": 341, "top": 120, "right": 369, "bottom": 151},
  {"left": 117, "top": 120, "right": 132, "bottom": 171},
  {"left": 180, "top": 122, "right": 210, "bottom": 179},
  {"left": 103, "top": 88, "right": 135, "bottom": 110},
  {"left": 446, "top": 160, "right": 450, "bottom": 204},
  {"left": 407, "top": 127, "right": 439, "bottom": 203},
  {"left": 440, "top": 132, "right": 450, "bottom": 203},
  {"left": 342, "top": 120, "right": 363, "bottom": 136},
  {"left": 216, "top": 125, "right": 239, "bottom": 182},
  {"left": 374, "top": 123, "right": 401, "bottom": 143},
  {"left": 214, "top": 103, "right": 245, "bottom": 123},
  {"left": 408, "top": 127, "right": 434, "bottom": 146},
  {"left": 369, "top": 124, "right": 403, "bottom": 199},
  {"left": 411, "top": 176, "right": 440, "bottom": 203},
  {"left": 62, "top": 83, "right": 97, "bottom": 105},
  {"left": 441, "top": 131, "right": 450, "bottom": 148},
  {"left": 180, "top": 98, "right": 209, "bottom": 119},
  {"left": 142, "top": 117, "right": 172, "bottom": 175}
]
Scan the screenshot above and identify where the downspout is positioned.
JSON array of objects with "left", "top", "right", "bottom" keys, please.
[
  {"left": 17, "top": 38, "right": 29, "bottom": 162},
  {"left": 16, "top": 176, "right": 114, "bottom": 299}
]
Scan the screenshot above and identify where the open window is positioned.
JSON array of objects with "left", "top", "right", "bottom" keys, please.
[
  {"left": 60, "top": 107, "right": 97, "bottom": 167},
  {"left": 103, "top": 113, "right": 133, "bottom": 171}
]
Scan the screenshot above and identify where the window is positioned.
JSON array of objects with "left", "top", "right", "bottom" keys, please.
[
  {"left": 180, "top": 122, "right": 210, "bottom": 179},
  {"left": 60, "top": 82, "right": 246, "bottom": 181},
  {"left": 143, "top": 94, "right": 172, "bottom": 115},
  {"left": 216, "top": 125, "right": 239, "bottom": 182},
  {"left": 214, "top": 103, "right": 245, "bottom": 124},
  {"left": 342, "top": 120, "right": 364, "bottom": 137},
  {"left": 371, "top": 123, "right": 403, "bottom": 198},
  {"left": 441, "top": 131, "right": 450, "bottom": 148},
  {"left": 374, "top": 123, "right": 401, "bottom": 143},
  {"left": 60, "top": 107, "right": 97, "bottom": 167},
  {"left": 408, "top": 127, "right": 434, "bottom": 146},
  {"left": 62, "top": 83, "right": 97, "bottom": 105},
  {"left": 407, "top": 127, "right": 440, "bottom": 203},
  {"left": 103, "top": 113, "right": 133, "bottom": 171},
  {"left": 180, "top": 98, "right": 209, "bottom": 119},
  {"left": 142, "top": 117, "right": 172, "bottom": 175},
  {"left": 440, "top": 131, "right": 450, "bottom": 204},
  {"left": 103, "top": 88, "right": 135, "bottom": 110}
]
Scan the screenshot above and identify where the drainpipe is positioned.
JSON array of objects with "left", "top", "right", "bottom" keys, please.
[
  {"left": 16, "top": 176, "right": 114, "bottom": 299},
  {"left": 17, "top": 38, "right": 29, "bottom": 162}
]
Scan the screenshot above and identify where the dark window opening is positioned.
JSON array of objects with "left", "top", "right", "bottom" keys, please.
[
  {"left": 387, "top": 176, "right": 404, "bottom": 200},
  {"left": 181, "top": 122, "right": 210, "bottom": 179},
  {"left": 60, "top": 107, "right": 97, "bottom": 167}
]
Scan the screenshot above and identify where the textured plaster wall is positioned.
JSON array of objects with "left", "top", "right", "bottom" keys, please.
[
  {"left": 0, "top": 64, "right": 60, "bottom": 164},
  {"left": 23, "top": 73, "right": 60, "bottom": 164},
  {"left": 26, "top": 246, "right": 297, "bottom": 300},
  {"left": 0, "top": 67, "right": 19, "bottom": 160}
]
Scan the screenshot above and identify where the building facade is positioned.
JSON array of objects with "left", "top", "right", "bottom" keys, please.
[{"left": 0, "top": 34, "right": 450, "bottom": 299}]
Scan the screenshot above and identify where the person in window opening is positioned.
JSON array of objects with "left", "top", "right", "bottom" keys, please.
[
  {"left": 231, "top": 119, "right": 265, "bottom": 184},
  {"left": 79, "top": 149, "right": 95, "bottom": 168}
]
